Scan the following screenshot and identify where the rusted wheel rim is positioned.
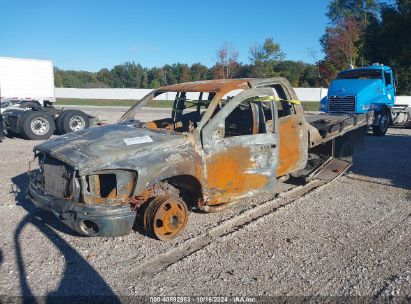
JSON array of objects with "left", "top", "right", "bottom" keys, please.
[{"left": 152, "top": 197, "right": 188, "bottom": 241}]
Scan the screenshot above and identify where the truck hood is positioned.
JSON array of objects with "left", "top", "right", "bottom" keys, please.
[
  {"left": 328, "top": 79, "right": 381, "bottom": 96},
  {"left": 35, "top": 123, "right": 188, "bottom": 172}
]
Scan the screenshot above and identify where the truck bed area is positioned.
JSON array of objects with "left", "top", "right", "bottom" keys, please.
[{"left": 306, "top": 111, "right": 374, "bottom": 147}]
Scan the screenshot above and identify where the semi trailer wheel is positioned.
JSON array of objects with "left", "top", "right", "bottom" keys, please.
[
  {"left": 56, "top": 110, "right": 89, "bottom": 134},
  {"left": 143, "top": 195, "right": 188, "bottom": 241},
  {"left": 372, "top": 112, "right": 389, "bottom": 136},
  {"left": 20, "top": 111, "right": 55, "bottom": 140}
]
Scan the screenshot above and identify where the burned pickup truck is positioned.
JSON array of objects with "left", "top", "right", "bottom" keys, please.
[{"left": 28, "top": 78, "right": 373, "bottom": 240}]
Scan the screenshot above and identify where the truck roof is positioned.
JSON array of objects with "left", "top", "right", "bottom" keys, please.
[
  {"left": 158, "top": 79, "right": 253, "bottom": 94},
  {"left": 157, "top": 77, "right": 296, "bottom": 97},
  {"left": 340, "top": 64, "right": 391, "bottom": 74}
]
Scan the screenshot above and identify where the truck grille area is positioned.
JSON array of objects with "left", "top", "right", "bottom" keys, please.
[
  {"left": 329, "top": 96, "right": 356, "bottom": 112},
  {"left": 42, "top": 156, "right": 73, "bottom": 199}
]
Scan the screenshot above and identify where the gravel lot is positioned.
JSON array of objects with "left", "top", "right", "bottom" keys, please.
[{"left": 0, "top": 108, "right": 410, "bottom": 301}]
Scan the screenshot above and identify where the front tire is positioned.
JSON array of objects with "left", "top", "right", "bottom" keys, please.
[{"left": 372, "top": 112, "right": 389, "bottom": 136}]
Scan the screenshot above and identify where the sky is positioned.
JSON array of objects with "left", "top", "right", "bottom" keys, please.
[{"left": 0, "top": 0, "right": 330, "bottom": 72}]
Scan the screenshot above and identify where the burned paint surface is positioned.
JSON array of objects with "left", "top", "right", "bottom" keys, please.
[
  {"left": 32, "top": 79, "right": 302, "bottom": 209},
  {"left": 157, "top": 79, "right": 252, "bottom": 94},
  {"left": 277, "top": 115, "right": 303, "bottom": 177},
  {"left": 205, "top": 146, "right": 268, "bottom": 205},
  {"left": 83, "top": 170, "right": 136, "bottom": 205},
  {"left": 31, "top": 79, "right": 305, "bottom": 209},
  {"left": 28, "top": 77, "right": 372, "bottom": 237}
]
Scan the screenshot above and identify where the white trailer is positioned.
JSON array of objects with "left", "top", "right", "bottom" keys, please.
[
  {"left": 0, "top": 57, "right": 92, "bottom": 140},
  {"left": 0, "top": 57, "right": 55, "bottom": 106}
]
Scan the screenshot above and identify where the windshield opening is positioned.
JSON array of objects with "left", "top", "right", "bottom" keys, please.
[
  {"left": 337, "top": 69, "right": 382, "bottom": 80},
  {"left": 123, "top": 91, "right": 215, "bottom": 134},
  {"left": 119, "top": 88, "right": 246, "bottom": 134}
]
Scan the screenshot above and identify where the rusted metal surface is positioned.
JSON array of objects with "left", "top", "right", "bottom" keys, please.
[
  {"left": 158, "top": 79, "right": 252, "bottom": 94},
  {"left": 145, "top": 121, "right": 158, "bottom": 129},
  {"left": 205, "top": 146, "right": 269, "bottom": 205},
  {"left": 130, "top": 187, "right": 155, "bottom": 211},
  {"left": 277, "top": 115, "right": 304, "bottom": 177},
  {"left": 27, "top": 77, "right": 371, "bottom": 237},
  {"left": 143, "top": 195, "right": 188, "bottom": 241},
  {"left": 83, "top": 170, "right": 136, "bottom": 205}
]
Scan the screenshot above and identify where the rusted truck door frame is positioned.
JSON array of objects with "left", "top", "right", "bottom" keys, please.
[
  {"left": 271, "top": 84, "right": 307, "bottom": 177},
  {"left": 200, "top": 87, "right": 279, "bottom": 205}
]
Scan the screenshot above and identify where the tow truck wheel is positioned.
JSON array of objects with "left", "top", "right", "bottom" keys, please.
[
  {"left": 20, "top": 111, "right": 55, "bottom": 140},
  {"left": 144, "top": 195, "right": 188, "bottom": 241},
  {"left": 372, "top": 112, "right": 389, "bottom": 136}
]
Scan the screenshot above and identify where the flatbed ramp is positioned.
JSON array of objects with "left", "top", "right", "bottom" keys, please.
[{"left": 310, "top": 158, "right": 352, "bottom": 181}]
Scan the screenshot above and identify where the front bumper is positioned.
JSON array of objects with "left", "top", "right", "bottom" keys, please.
[{"left": 27, "top": 182, "right": 136, "bottom": 237}]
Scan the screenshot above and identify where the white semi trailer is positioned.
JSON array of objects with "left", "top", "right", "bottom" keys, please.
[
  {"left": 0, "top": 57, "right": 55, "bottom": 106},
  {"left": 0, "top": 57, "right": 91, "bottom": 140}
]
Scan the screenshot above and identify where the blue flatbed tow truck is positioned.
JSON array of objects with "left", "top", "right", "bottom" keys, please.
[{"left": 320, "top": 64, "right": 411, "bottom": 135}]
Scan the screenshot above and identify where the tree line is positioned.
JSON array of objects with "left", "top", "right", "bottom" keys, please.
[
  {"left": 319, "top": 0, "right": 411, "bottom": 94},
  {"left": 55, "top": 0, "right": 411, "bottom": 94},
  {"left": 54, "top": 39, "right": 320, "bottom": 90}
]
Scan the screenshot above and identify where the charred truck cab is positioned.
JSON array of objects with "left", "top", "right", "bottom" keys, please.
[{"left": 28, "top": 78, "right": 374, "bottom": 240}]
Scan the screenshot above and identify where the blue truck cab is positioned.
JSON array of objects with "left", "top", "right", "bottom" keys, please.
[{"left": 320, "top": 64, "right": 395, "bottom": 135}]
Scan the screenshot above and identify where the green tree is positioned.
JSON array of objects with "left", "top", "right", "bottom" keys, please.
[
  {"left": 274, "top": 61, "right": 306, "bottom": 87},
  {"left": 54, "top": 68, "right": 63, "bottom": 87},
  {"left": 96, "top": 68, "right": 113, "bottom": 87},
  {"left": 234, "top": 64, "right": 253, "bottom": 78},
  {"left": 319, "top": 0, "right": 381, "bottom": 84},
  {"left": 109, "top": 62, "right": 146, "bottom": 88},
  {"left": 163, "top": 64, "right": 177, "bottom": 85},
  {"left": 54, "top": 45, "right": 322, "bottom": 89},
  {"left": 327, "top": 0, "right": 380, "bottom": 23},
  {"left": 148, "top": 67, "right": 166, "bottom": 88},
  {"left": 249, "top": 38, "right": 285, "bottom": 77},
  {"left": 319, "top": 17, "right": 363, "bottom": 84},
  {"left": 364, "top": 0, "right": 411, "bottom": 94},
  {"left": 190, "top": 63, "right": 209, "bottom": 81},
  {"left": 301, "top": 64, "right": 321, "bottom": 87}
]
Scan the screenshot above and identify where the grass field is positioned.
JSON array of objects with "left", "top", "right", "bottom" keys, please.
[
  {"left": 56, "top": 98, "right": 320, "bottom": 111},
  {"left": 301, "top": 102, "right": 320, "bottom": 111}
]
